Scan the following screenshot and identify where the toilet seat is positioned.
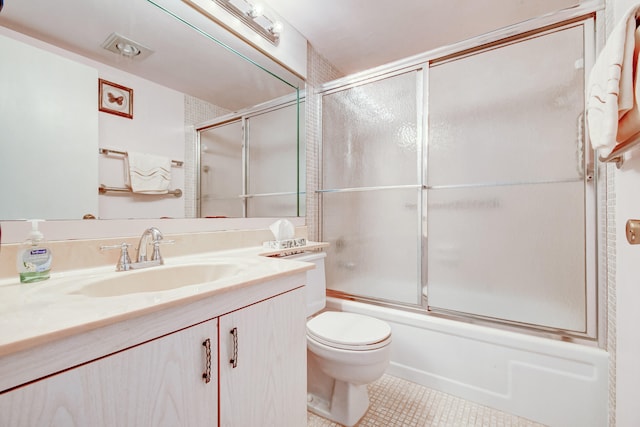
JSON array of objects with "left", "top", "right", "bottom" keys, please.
[{"left": 307, "top": 312, "right": 391, "bottom": 351}]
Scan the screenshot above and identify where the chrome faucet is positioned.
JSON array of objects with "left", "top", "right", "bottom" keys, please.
[
  {"left": 101, "top": 227, "right": 173, "bottom": 271},
  {"left": 136, "top": 226, "right": 164, "bottom": 264}
]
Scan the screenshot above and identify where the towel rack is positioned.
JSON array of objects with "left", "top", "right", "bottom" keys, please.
[
  {"left": 99, "top": 148, "right": 184, "bottom": 167},
  {"left": 99, "top": 184, "right": 182, "bottom": 197},
  {"left": 599, "top": 134, "right": 640, "bottom": 168}
]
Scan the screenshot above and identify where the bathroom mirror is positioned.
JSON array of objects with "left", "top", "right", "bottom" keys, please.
[{"left": 0, "top": 0, "right": 303, "bottom": 221}]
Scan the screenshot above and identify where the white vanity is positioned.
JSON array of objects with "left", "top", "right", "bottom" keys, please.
[{"left": 0, "top": 247, "right": 314, "bottom": 426}]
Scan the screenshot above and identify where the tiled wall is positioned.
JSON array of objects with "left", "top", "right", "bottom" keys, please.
[
  {"left": 607, "top": 162, "right": 616, "bottom": 427},
  {"left": 183, "top": 95, "right": 231, "bottom": 218},
  {"left": 603, "top": 2, "right": 616, "bottom": 425},
  {"left": 304, "top": 44, "right": 343, "bottom": 241}
]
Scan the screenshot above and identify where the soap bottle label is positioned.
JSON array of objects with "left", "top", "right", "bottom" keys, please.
[{"left": 19, "top": 248, "right": 52, "bottom": 283}]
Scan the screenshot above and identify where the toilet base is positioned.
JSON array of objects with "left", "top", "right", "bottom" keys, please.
[{"left": 307, "top": 379, "right": 370, "bottom": 427}]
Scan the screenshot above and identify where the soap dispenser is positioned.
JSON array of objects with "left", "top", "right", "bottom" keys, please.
[{"left": 16, "top": 219, "right": 53, "bottom": 283}]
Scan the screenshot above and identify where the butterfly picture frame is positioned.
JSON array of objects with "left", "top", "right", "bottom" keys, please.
[{"left": 98, "top": 79, "right": 133, "bottom": 119}]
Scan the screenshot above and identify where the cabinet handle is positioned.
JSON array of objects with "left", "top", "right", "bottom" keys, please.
[
  {"left": 202, "top": 338, "right": 212, "bottom": 383},
  {"left": 229, "top": 327, "right": 238, "bottom": 368}
]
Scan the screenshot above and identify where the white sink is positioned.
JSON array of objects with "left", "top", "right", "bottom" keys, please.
[{"left": 69, "top": 262, "right": 244, "bottom": 297}]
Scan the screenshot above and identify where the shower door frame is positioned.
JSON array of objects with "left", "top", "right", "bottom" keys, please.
[
  {"left": 195, "top": 91, "right": 304, "bottom": 218},
  {"left": 317, "top": 3, "right": 604, "bottom": 344}
]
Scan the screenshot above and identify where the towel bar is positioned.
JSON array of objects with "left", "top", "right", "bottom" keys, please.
[
  {"left": 598, "top": 134, "right": 640, "bottom": 168},
  {"left": 99, "top": 148, "right": 184, "bottom": 167},
  {"left": 99, "top": 185, "right": 182, "bottom": 197}
]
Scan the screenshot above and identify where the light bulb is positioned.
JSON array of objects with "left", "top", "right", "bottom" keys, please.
[
  {"left": 116, "top": 42, "right": 141, "bottom": 57},
  {"left": 270, "top": 21, "right": 283, "bottom": 36},
  {"left": 249, "top": 3, "right": 264, "bottom": 18}
]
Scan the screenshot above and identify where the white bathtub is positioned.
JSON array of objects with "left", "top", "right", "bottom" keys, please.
[{"left": 326, "top": 297, "right": 609, "bottom": 427}]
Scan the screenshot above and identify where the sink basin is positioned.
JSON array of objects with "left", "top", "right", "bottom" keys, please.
[{"left": 69, "top": 262, "right": 245, "bottom": 297}]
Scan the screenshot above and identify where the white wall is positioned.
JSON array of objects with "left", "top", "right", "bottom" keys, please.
[
  {"left": 97, "top": 70, "right": 185, "bottom": 220},
  {"left": 615, "top": 155, "right": 640, "bottom": 426},
  {"left": 0, "top": 31, "right": 98, "bottom": 220}
]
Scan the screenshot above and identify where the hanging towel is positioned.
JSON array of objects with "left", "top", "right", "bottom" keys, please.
[
  {"left": 125, "top": 151, "right": 172, "bottom": 194},
  {"left": 587, "top": 4, "right": 640, "bottom": 157}
]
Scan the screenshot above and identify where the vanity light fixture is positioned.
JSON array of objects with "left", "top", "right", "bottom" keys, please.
[
  {"left": 212, "top": 0, "right": 282, "bottom": 45},
  {"left": 101, "top": 33, "right": 154, "bottom": 60}
]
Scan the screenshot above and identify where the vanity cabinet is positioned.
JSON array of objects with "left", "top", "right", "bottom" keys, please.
[
  {"left": 0, "top": 284, "right": 307, "bottom": 427},
  {"left": 0, "top": 319, "right": 219, "bottom": 426}
]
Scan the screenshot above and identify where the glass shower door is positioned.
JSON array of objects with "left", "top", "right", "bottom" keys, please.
[
  {"left": 427, "top": 24, "right": 589, "bottom": 331},
  {"left": 198, "top": 99, "right": 305, "bottom": 218},
  {"left": 247, "top": 101, "right": 305, "bottom": 217},
  {"left": 199, "top": 120, "right": 244, "bottom": 217},
  {"left": 321, "top": 71, "right": 423, "bottom": 305}
]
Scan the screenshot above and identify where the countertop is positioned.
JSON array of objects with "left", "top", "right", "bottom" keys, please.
[{"left": 0, "top": 243, "right": 327, "bottom": 359}]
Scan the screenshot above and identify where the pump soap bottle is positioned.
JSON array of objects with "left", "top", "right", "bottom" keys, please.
[{"left": 17, "top": 220, "right": 53, "bottom": 283}]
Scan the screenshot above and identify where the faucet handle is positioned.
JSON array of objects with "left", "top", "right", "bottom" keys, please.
[
  {"left": 100, "top": 242, "right": 132, "bottom": 252},
  {"left": 151, "top": 239, "right": 174, "bottom": 262},
  {"left": 100, "top": 243, "right": 132, "bottom": 271}
]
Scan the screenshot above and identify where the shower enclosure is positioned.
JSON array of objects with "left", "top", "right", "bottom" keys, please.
[
  {"left": 198, "top": 97, "right": 305, "bottom": 218},
  {"left": 319, "top": 15, "right": 597, "bottom": 337}
]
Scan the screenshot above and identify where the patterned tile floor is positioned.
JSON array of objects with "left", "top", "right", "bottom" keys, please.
[{"left": 307, "top": 374, "right": 546, "bottom": 427}]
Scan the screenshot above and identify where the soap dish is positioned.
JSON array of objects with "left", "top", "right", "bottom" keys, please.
[{"left": 263, "top": 238, "right": 307, "bottom": 250}]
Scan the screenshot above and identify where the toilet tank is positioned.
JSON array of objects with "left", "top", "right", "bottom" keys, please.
[{"left": 284, "top": 251, "right": 327, "bottom": 317}]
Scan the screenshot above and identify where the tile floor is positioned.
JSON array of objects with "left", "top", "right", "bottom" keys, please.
[{"left": 307, "top": 375, "right": 546, "bottom": 427}]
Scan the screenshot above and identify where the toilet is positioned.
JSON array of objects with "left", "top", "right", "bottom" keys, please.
[{"left": 288, "top": 251, "right": 392, "bottom": 427}]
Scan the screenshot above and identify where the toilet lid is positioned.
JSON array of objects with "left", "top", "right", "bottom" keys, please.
[{"left": 307, "top": 311, "right": 391, "bottom": 351}]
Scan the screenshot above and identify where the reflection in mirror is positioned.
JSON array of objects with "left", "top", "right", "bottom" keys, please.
[
  {"left": 198, "top": 95, "right": 305, "bottom": 219},
  {"left": 0, "top": 0, "right": 303, "bottom": 221}
]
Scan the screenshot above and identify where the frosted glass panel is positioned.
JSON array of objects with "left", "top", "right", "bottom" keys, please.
[
  {"left": 248, "top": 102, "right": 304, "bottom": 195},
  {"left": 319, "top": 21, "right": 592, "bottom": 333},
  {"left": 427, "top": 182, "right": 586, "bottom": 331},
  {"left": 323, "top": 72, "right": 419, "bottom": 189},
  {"left": 199, "top": 100, "right": 304, "bottom": 218},
  {"left": 200, "top": 120, "right": 243, "bottom": 217},
  {"left": 323, "top": 189, "right": 421, "bottom": 305},
  {"left": 428, "top": 25, "right": 585, "bottom": 186}
]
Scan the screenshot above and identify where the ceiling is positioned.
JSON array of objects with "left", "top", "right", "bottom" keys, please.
[
  {"left": 263, "top": 0, "right": 580, "bottom": 75},
  {"left": 0, "top": 0, "right": 302, "bottom": 111},
  {"left": 0, "top": 0, "right": 581, "bottom": 107}
]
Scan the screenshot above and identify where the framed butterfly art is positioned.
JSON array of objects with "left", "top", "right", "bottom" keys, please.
[{"left": 98, "top": 79, "right": 133, "bottom": 119}]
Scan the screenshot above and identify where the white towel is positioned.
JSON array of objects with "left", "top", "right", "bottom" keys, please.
[
  {"left": 587, "top": 4, "right": 640, "bottom": 157},
  {"left": 125, "top": 151, "right": 172, "bottom": 194}
]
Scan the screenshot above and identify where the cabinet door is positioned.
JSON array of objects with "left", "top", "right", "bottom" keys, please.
[
  {"left": 219, "top": 287, "right": 306, "bottom": 427},
  {"left": 0, "top": 319, "right": 218, "bottom": 427}
]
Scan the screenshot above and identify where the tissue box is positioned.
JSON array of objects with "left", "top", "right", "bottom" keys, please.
[{"left": 263, "top": 238, "right": 307, "bottom": 250}]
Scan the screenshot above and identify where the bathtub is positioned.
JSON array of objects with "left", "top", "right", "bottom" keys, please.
[{"left": 326, "top": 297, "right": 609, "bottom": 427}]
